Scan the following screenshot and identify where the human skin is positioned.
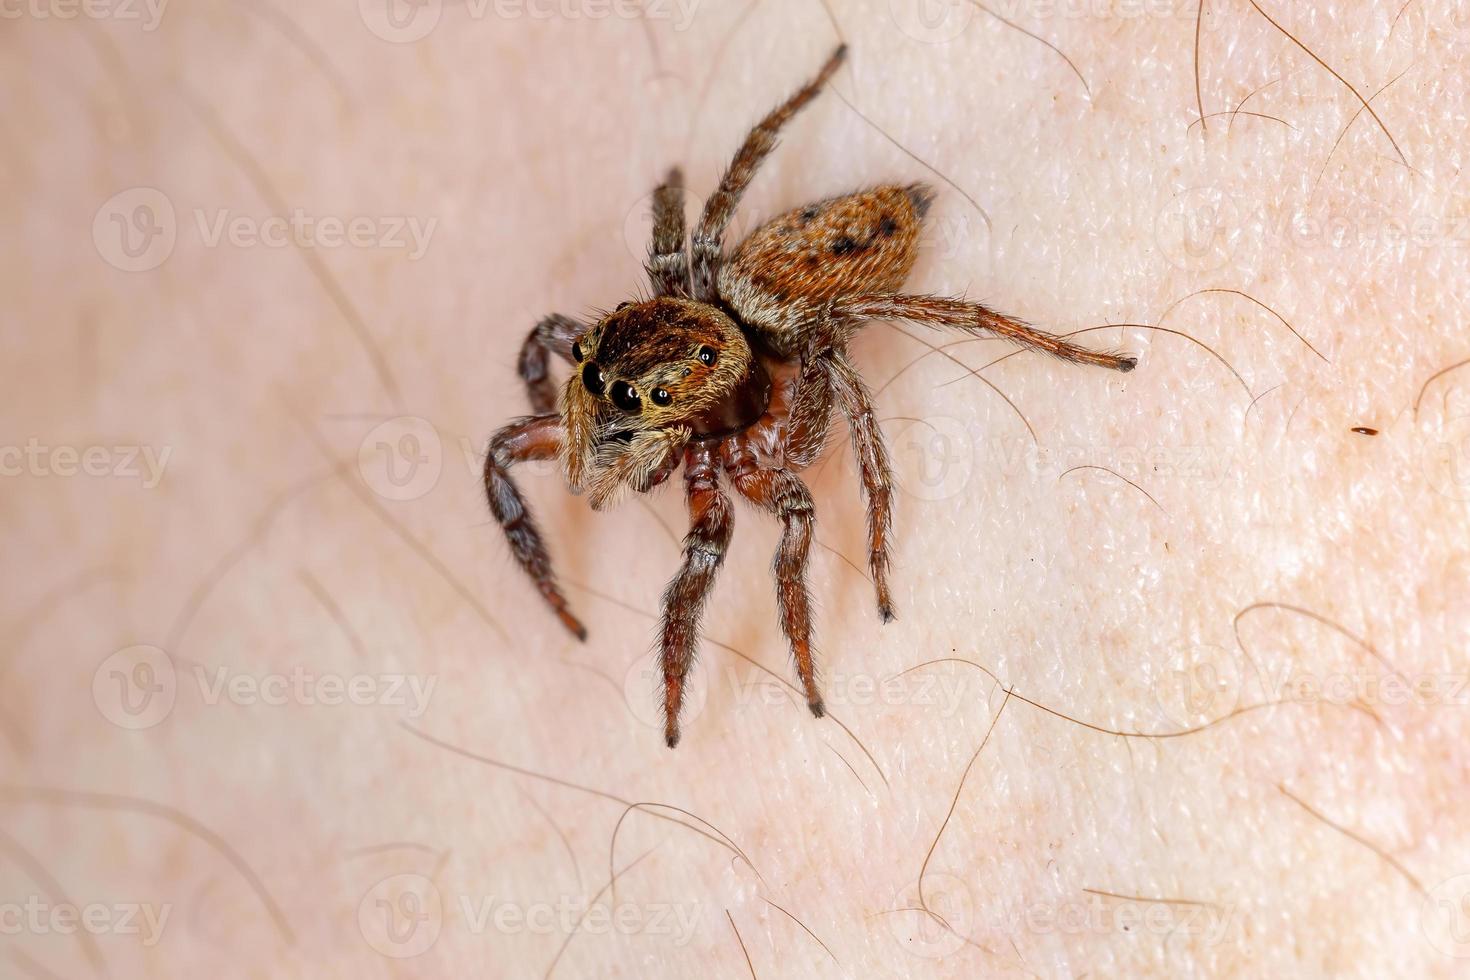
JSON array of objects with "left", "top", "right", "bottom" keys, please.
[{"left": 4, "top": 0, "right": 1470, "bottom": 975}]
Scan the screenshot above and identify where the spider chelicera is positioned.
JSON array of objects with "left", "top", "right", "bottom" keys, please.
[{"left": 484, "top": 45, "right": 1135, "bottom": 747}]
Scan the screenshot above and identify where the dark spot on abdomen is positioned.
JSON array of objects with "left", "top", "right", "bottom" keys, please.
[
  {"left": 878, "top": 215, "right": 898, "bottom": 237},
  {"left": 832, "top": 236, "right": 857, "bottom": 255}
]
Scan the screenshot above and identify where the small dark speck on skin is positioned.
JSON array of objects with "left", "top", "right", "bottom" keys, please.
[{"left": 1351, "top": 426, "right": 1379, "bottom": 436}]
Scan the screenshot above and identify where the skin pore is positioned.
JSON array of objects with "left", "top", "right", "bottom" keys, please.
[{"left": 4, "top": 0, "right": 1470, "bottom": 975}]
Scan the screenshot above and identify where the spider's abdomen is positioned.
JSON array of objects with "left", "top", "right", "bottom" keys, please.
[{"left": 717, "top": 183, "right": 933, "bottom": 350}]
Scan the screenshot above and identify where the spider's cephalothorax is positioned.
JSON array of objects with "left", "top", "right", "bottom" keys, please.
[
  {"left": 560, "top": 297, "right": 771, "bottom": 506},
  {"left": 485, "top": 45, "right": 1136, "bottom": 747}
]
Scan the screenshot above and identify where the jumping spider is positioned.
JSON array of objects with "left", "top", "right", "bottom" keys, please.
[{"left": 484, "top": 46, "right": 1135, "bottom": 748}]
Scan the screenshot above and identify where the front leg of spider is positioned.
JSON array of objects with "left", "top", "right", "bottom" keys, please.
[
  {"left": 660, "top": 444, "right": 733, "bottom": 748},
  {"left": 483, "top": 414, "right": 586, "bottom": 640},
  {"left": 517, "top": 313, "right": 583, "bottom": 414}
]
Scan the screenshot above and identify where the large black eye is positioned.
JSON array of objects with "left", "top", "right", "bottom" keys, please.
[
  {"left": 615, "top": 301, "right": 633, "bottom": 311},
  {"left": 571, "top": 341, "right": 584, "bottom": 362},
  {"left": 651, "top": 387, "right": 672, "bottom": 406},
  {"left": 610, "top": 380, "right": 642, "bottom": 413},
  {"left": 697, "top": 346, "right": 718, "bottom": 366},
  {"left": 581, "top": 362, "right": 605, "bottom": 396}
]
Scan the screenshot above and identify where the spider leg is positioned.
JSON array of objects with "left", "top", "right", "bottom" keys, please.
[
  {"left": 831, "top": 293, "right": 1138, "bottom": 372},
  {"left": 646, "top": 167, "right": 689, "bottom": 298},
  {"left": 810, "top": 343, "right": 898, "bottom": 622},
  {"left": 483, "top": 414, "right": 586, "bottom": 640},
  {"left": 726, "top": 446, "right": 824, "bottom": 719},
  {"left": 517, "top": 313, "right": 583, "bottom": 414},
  {"left": 660, "top": 444, "right": 733, "bottom": 748},
  {"left": 691, "top": 44, "right": 848, "bottom": 301},
  {"left": 782, "top": 314, "right": 896, "bottom": 621}
]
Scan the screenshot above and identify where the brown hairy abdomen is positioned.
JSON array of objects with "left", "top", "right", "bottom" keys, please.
[{"left": 718, "top": 183, "right": 931, "bottom": 350}]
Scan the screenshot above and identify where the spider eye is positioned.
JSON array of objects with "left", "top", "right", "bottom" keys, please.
[
  {"left": 697, "top": 346, "right": 718, "bottom": 366},
  {"left": 571, "top": 341, "right": 584, "bottom": 362},
  {"left": 651, "top": 387, "right": 672, "bottom": 406},
  {"left": 615, "top": 301, "right": 633, "bottom": 311},
  {"left": 581, "top": 362, "right": 605, "bottom": 396},
  {"left": 610, "top": 380, "right": 642, "bottom": 413}
]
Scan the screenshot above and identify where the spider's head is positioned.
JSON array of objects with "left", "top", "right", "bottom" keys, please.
[{"left": 560, "top": 296, "right": 755, "bottom": 489}]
